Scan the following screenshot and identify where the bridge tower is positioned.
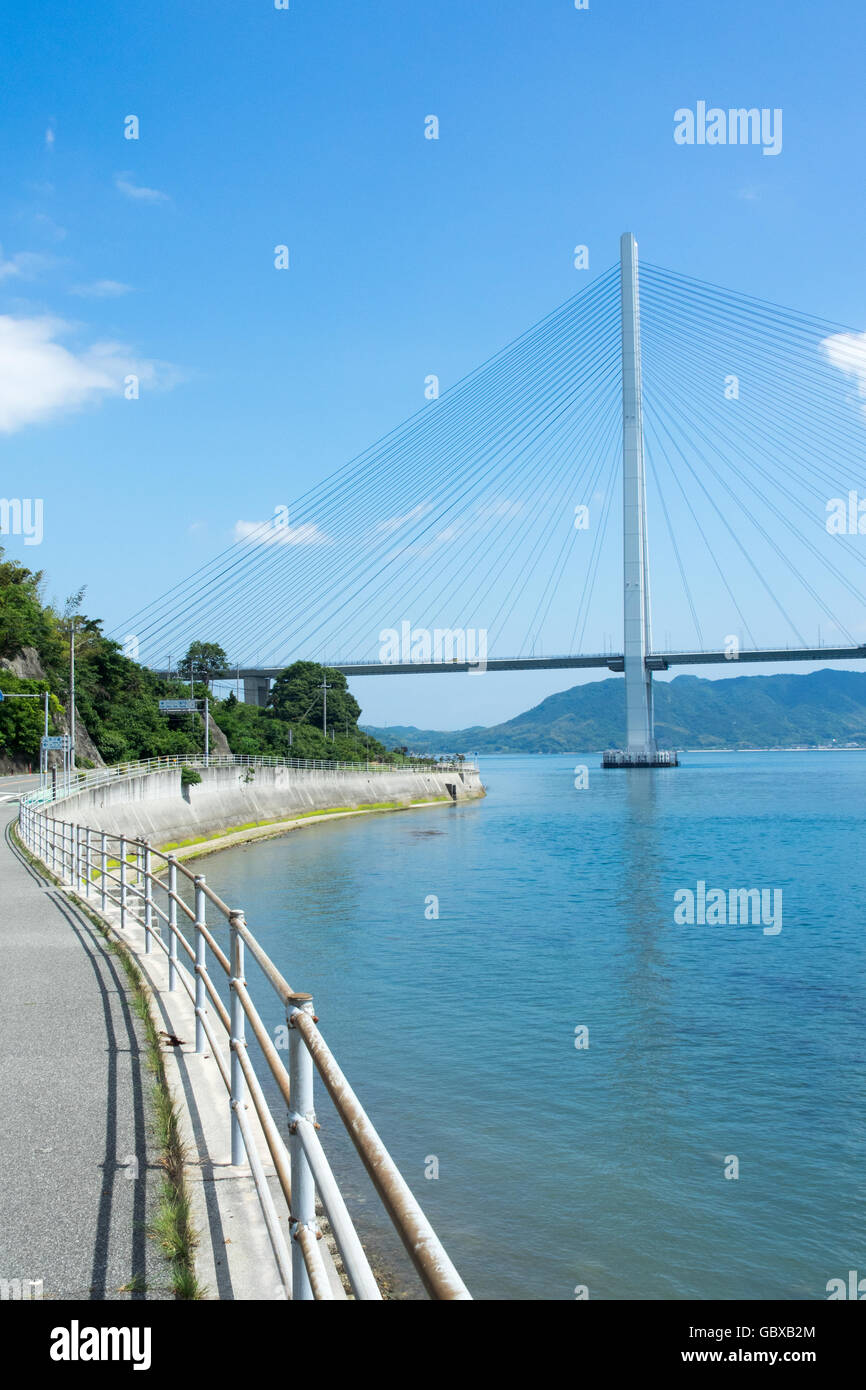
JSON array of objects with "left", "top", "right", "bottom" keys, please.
[{"left": 605, "top": 233, "right": 677, "bottom": 768}]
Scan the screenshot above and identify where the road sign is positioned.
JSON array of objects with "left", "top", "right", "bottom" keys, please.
[
  {"left": 41, "top": 736, "right": 68, "bottom": 750},
  {"left": 159, "top": 699, "right": 197, "bottom": 712}
]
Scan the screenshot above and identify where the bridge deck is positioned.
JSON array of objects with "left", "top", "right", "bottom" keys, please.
[{"left": 154, "top": 645, "right": 866, "bottom": 683}]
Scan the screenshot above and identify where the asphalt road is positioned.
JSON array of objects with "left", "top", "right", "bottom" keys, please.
[
  {"left": 0, "top": 805, "right": 172, "bottom": 1300},
  {"left": 0, "top": 773, "right": 40, "bottom": 802}
]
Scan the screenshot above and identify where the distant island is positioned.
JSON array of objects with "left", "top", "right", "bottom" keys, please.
[{"left": 362, "top": 669, "right": 866, "bottom": 755}]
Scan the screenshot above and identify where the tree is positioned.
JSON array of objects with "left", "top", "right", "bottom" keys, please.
[
  {"left": 268, "top": 661, "right": 361, "bottom": 733},
  {"left": 181, "top": 641, "right": 230, "bottom": 690},
  {"left": 0, "top": 548, "right": 59, "bottom": 664},
  {"left": 0, "top": 674, "right": 58, "bottom": 760}
]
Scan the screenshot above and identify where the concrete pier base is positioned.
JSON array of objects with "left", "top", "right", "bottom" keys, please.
[{"left": 603, "top": 749, "right": 679, "bottom": 768}]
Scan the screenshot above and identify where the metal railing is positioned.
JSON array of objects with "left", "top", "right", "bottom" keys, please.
[
  {"left": 16, "top": 790, "right": 472, "bottom": 1301},
  {"left": 24, "top": 752, "right": 478, "bottom": 810}
]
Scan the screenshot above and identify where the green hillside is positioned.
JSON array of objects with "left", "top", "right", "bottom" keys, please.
[
  {"left": 0, "top": 549, "right": 396, "bottom": 769},
  {"left": 362, "top": 669, "right": 866, "bottom": 754}
]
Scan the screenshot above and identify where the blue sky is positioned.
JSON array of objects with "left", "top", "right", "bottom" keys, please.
[{"left": 2, "top": 0, "right": 866, "bottom": 728}]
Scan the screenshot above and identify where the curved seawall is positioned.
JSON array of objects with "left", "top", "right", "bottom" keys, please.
[{"left": 49, "top": 762, "right": 484, "bottom": 849}]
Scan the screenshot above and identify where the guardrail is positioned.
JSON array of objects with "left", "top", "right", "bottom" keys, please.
[
  {"left": 24, "top": 752, "right": 478, "bottom": 809},
  {"left": 16, "top": 771, "right": 473, "bottom": 1300}
]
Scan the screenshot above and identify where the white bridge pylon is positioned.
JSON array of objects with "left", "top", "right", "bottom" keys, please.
[{"left": 602, "top": 232, "right": 678, "bottom": 769}]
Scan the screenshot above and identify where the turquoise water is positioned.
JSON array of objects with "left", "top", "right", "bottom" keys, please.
[{"left": 193, "top": 753, "right": 865, "bottom": 1300}]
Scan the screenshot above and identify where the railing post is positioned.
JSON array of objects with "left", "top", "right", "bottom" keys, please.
[
  {"left": 85, "top": 828, "right": 92, "bottom": 898},
  {"left": 229, "top": 912, "right": 247, "bottom": 1166},
  {"left": 136, "top": 843, "right": 144, "bottom": 920},
  {"left": 194, "top": 876, "right": 207, "bottom": 1054},
  {"left": 120, "top": 836, "right": 128, "bottom": 930},
  {"left": 73, "top": 823, "right": 80, "bottom": 891},
  {"left": 100, "top": 833, "right": 107, "bottom": 912},
  {"left": 168, "top": 858, "right": 178, "bottom": 992},
  {"left": 289, "top": 996, "right": 316, "bottom": 1301},
  {"left": 143, "top": 844, "right": 153, "bottom": 953}
]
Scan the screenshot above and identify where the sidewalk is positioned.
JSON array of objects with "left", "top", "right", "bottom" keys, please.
[{"left": 0, "top": 806, "right": 171, "bottom": 1300}]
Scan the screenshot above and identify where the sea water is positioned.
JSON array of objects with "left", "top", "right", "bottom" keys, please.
[{"left": 192, "top": 752, "right": 865, "bottom": 1300}]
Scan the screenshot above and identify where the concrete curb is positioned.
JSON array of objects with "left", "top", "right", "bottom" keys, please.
[{"left": 154, "top": 796, "right": 469, "bottom": 866}]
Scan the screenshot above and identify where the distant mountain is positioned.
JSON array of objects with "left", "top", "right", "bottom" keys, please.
[{"left": 361, "top": 669, "right": 866, "bottom": 754}]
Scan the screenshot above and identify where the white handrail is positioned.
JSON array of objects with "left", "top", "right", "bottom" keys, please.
[{"left": 23, "top": 752, "right": 478, "bottom": 810}]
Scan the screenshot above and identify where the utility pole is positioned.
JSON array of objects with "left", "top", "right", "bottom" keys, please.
[
  {"left": 320, "top": 676, "right": 330, "bottom": 736},
  {"left": 69, "top": 620, "right": 76, "bottom": 773}
]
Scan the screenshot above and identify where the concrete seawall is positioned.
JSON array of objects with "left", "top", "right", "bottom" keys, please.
[{"left": 50, "top": 763, "right": 484, "bottom": 848}]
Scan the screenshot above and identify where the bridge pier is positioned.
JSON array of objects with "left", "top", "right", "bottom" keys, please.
[{"left": 243, "top": 675, "right": 271, "bottom": 708}]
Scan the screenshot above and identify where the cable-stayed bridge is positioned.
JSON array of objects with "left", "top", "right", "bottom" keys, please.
[{"left": 123, "top": 234, "right": 866, "bottom": 762}]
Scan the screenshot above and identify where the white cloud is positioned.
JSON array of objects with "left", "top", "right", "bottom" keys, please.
[
  {"left": 0, "top": 245, "right": 53, "bottom": 281},
  {"left": 69, "top": 279, "right": 133, "bottom": 298},
  {"left": 375, "top": 502, "right": 432, "bottom": 534},
  {"left": 822, "top": 331, "right": 866, "bottom": 407},
  {"left": 33, "top": 212, "right": 66, "bottom": 241},
  {"left": 476, "top": 499, "right": 522, "bottom": 521},
  {"left": 115, "top": 173, "right": 169, "bottom": 203},
  {"left": 45, "top": 127, "right": 55, "bottom": 150},
  {"left": 234, "top": 519, "right": 331, "bottom": 547},
  {"left": 0, "top": 314, "right": 175, "bottom": 433}
]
